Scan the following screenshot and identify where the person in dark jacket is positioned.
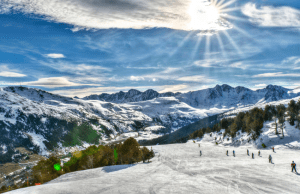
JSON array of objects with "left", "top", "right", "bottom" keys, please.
[
  {"left": 200, "top": 150, "right": 202, "bottom": 156},
  {"left": 233, "top": 150, "right": 235, "bottom": 157},
  {"left": 247, "top": 149, "right": 249, "bottom": 156},
  {"left": 258, "top": 150, "right": 260, "bottom": 156},
  {"left": 269, "top": 155, "right": 272, "bottom": 163},
  {"left": 252, "top": 153, "right": 254, "bottom": 159},
  {"left": 272, "top": 147, "right": 275, "bottom": 152},
  {"left": 291, "top": 161, "right": 297, "bottom": 173},
  {"left": 226, "top": 150, "right": 228, "bottom": 156}
]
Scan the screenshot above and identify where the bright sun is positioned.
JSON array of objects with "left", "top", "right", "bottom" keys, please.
[{"left": 188, "top": 0, "right": 221, "bottom": 30}]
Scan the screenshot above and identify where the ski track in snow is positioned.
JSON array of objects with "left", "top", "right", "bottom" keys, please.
[{"left": 8, "top": 140, "right": 300, "bottom": 194}]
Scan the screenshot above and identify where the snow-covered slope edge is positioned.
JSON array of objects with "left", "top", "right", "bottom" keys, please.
[{"left": 199, "top": 96, "right": 300, "bottom": 150}]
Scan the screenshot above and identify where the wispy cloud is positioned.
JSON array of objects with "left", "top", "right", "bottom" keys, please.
[
  {"left": 4, "top": 77, "right": 100, "bottom": 88},
  {"left": 229, "top": 62, "right": 248, "bottom": 69},
  {"left": 130, "top": 76, "right": 145, "bottom": 81},
  {"left": 39, "top": 61, "right": 112, "bottom": 83},
  {"left": 0, "top": 65, "right": 27, "bottom": 77},
  {"left": 0, "top": 0, "right": 232, "bottom": 31},
  {"left": 253, "top": 72, "right": 300, "bottom": 78},
  {"left": 0, "top": 71, "right": 27, "bottom": 77},
  {"left": 242, "top": 3, "right": 300, "bottom": 27},
  {"left": 177, "top": 75, "right": 215, "bottom": 82},
  {"left": 44, "top": 53, "right": 65, "bottom": 58}
]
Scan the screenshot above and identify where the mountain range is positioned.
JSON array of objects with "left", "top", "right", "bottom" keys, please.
[
  {"left": 82, "top": 84, "right": 297, "bottom": 108},
  {"left": 0, "top": 84, "right": 300, "bottom": 162}
]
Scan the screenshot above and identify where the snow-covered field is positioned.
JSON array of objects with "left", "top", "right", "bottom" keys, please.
[{"left": 8, "top": 139, "right": 300, "bottom": 194}]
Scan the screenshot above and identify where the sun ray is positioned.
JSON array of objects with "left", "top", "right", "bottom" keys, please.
[
  {"left": 191, "top": 34, "right": 204, "bottom": 60},
  {"left": 221, "top": 14, "right": 248, "bottom": 22},
  {"left": 231, "top": 24, "right": 255, "bottom": 40},
  {"left": 210, "top": 0, "right": 219, "bottom": 7},
  {"left": 205, "top": 34, "right": 211, "bottom": 60},
  {"left": 220, "top": 7, "right": 240, "bottom": 13},
  {"left": 216, "top": 32, "right": 227, "bottom": 59},
  {"left": 218, "top": 0, "right": 237, "bottom": 10},
  {"left": 169, "top": 31, "right": 195, "bottom": 57},
  {"left": 216, "top": 0, "right": 227, "bottom": 7},
  {"left": 222, "top": 30, "right": 244, "bottom": 57}
]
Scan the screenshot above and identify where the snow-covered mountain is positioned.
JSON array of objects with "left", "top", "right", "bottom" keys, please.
[
  {"left": 1, "top": 84, "right": 300, "bottom": 161},
  {"left": 0, "top": 87, "right": 210, "bottom": 160},
  {"left": 82, "top": 89, "right": 181, "bottom": 103},
  {"left": 82, "top": 84, "right": 300, "bottom": 109}
]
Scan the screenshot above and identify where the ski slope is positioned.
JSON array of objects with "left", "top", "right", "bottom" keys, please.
[{"left": 8, "top": 140, "right": 300, "bottom": 194}]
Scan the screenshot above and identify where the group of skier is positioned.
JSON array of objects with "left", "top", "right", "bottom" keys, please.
[{"left": 198, "top": 143, "right": 297, "bottom": 173}]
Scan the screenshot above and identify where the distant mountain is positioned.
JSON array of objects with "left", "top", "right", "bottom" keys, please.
[
  {"left": 82, "top": 89, "right": 181, "bottom": 102},
  {"left": 177, "top": 84, "right": 297, "bottom": 108},
  {"left": 81, "top": 84, "right": 300, "bottom": 109}
]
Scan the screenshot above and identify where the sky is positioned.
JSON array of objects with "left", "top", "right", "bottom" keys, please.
[{"left": 0, "top": 0, "right": 300, "bottom": 97}]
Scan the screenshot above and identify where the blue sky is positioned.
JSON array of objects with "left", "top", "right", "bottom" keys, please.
[{"left": 0, "top": 0, "right": 300, "bottom": 97}]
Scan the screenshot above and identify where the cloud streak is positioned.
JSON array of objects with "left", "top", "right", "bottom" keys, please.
[
  {"left": 45, "top": 53, "right": 65, "bottom": 58},
  {"left": 0, "top": 0, "right": 232, "bottom": 31},
  {"left": 253, "top": 72, "right": 300, "bottom": 78},
  {"left": 0, "top": 65, "right": 27, "bottom": 77},
  {"left": 13, "top": 77, "right": 100, "bottom": 88},
  {"left": 242, "top": 3, "right": 300, "bottom": 27},
  {"left": 0, "top": 71, "right": 27, "bottom": 77}
]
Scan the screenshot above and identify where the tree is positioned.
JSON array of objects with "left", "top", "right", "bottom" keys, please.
[
  {"left": 264, "top": 105, "right": 276, "bottom": 121},
  {"left": 288, "top": 100, "right": 297, "bottom": 126},
  {"left": 278, "top": 116, "right": 285, "bottom": 138},
  {"left": 141, "top": 147, "right": 149, "bottom": 163},
  {"left": 230, "top": 122, "right": 238, "bottom": 138}
]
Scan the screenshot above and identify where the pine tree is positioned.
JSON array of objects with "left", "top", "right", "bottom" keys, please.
[
  {"left": 230, "top": 122, "right": 238, "bottom": 138},
  {"left": 288, "top": 100, "right": 297, "bottom": 126},
  {"left": 279, "top": 116, "right": 285, "bottom": 138}
]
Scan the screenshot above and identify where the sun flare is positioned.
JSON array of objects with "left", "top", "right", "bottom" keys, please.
[{"left": 188, "top": 0, "right": 221, "bottom": 30}]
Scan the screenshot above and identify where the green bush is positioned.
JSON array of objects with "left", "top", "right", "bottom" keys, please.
[{"left": 262, "top": 143, "right": 266, "bottom": 148}]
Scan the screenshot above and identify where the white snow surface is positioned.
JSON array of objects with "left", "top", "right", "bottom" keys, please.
[
  {"left": 8, "top": 140, "right": 300, "bottom": 194},
  {"left": 26, "top": 132, "right": 50, "bottom": 156},
  {"left": 144, "top": 126, "right": 165, "bottom": 131}
]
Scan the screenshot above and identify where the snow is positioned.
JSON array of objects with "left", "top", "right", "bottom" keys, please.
[
  {"left": 26, "top": 132, "right": 50, "bottom": 156},
  {"left": 40, "top": 117, "right": 47, "bottom": 123},
  {"left": 1, "top": 144, "right": 7, "bottom": 154},
  {"left": 8, "top": 140, "right": 300, "bottom": 194},
  {"left": 144, "top": 126, "right": 165, "bottom": 131}
]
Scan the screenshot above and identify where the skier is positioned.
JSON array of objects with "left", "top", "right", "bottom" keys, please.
[
  {"left": 233, "top": 150, "right": 235, "bottom": 157},
  {"left": 247, "top": 149, "right": 249, "bottom": 156},
  {"left": 200, "top": 150, "right": 202, "bottom": 156},
  {"left": 291, "top": 161, "right": 297, "bottom": 173},
  {"left": 269, "top": 155, "right": 272, "bottom": 163},
  {"left": 272, "top": 147, "right": 275, "bottom": 152},
  {"left": 258, "top": 150, "right": 260, "bottom": 156},
  {"left": 252, "top": 153, "right": 254, "bottom": 159},
  {"left": 226, "top": 150, "right": 228, "bottom": 156}
]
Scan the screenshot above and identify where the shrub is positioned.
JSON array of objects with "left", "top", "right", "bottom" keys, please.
[{"left": 262, "top": 143, "right": 266, "bottom": 148}]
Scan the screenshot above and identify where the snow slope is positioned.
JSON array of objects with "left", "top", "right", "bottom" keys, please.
[{"left": 8, "top": 140, "right": 300, "bottom": 194}]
